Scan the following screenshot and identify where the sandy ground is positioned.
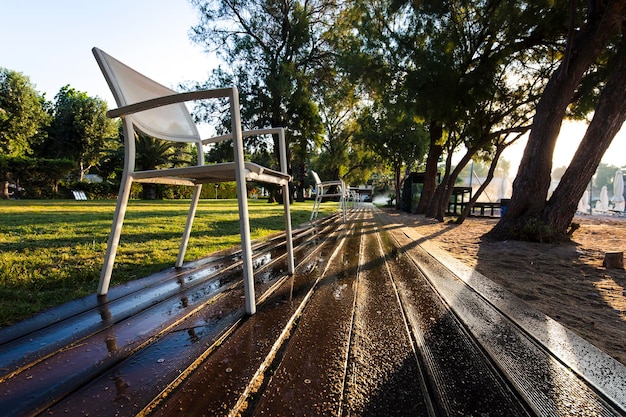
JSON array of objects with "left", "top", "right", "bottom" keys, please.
[{"left": 383, "top": 209, "right": 626, "bottom": 365}]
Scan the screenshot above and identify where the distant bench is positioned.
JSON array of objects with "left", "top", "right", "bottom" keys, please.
[
  {"left": 470, "top": 202, "right": 501, "bottom": 217},
  {"left": 447, "top": 201, "right": 502, "bottom": 217},
  {"left": 72, "top": 190, "right": 88, "bottom": 200}
]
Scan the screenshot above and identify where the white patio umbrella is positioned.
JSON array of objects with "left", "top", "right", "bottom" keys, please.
[
  {"left": 498, "top": 177, "right": 509, "bottom": 200},
  {"left": 613, "top": 170, "right": 625, "bottom": 212},
  {"left": 597, "top": 186, "right": 609, "bottom": 212},
  {"left": 578, "top": 190, "right": 590, "bottom": 213}
]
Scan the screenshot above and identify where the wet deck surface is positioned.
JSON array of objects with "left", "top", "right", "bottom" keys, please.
[{"left": 1, "top": 205, "right": 625, "bottom": 416}]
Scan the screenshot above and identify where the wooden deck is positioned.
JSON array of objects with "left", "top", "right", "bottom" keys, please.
[{"left": 1, "top": 206, "right": 624, "bottom": 416}]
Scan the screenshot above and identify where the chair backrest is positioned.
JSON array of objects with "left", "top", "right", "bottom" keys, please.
[
  {"left": 92, "top": 47, "right": 200, "bottom": 143},
  {"left": 311, "top": 170, "right": 322, "bottom": 186}
]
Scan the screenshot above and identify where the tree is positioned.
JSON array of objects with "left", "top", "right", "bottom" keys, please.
[
  {"left": 0, "top": 69, "right": 51, "bottom": 198},
  {"left": 356, "top": 100, "right": 428, "bottom": 209},
  {"left": 594, "top": 163, "right": 619, "bottom": 191},
  {"left": 43, "top": 86, "right": 116, "bottom": 180},
  {"left": 332, "top": 0, "right": 564, "bottom": 219},
  {"left": 189, "top": 0, "right": 334, "bottom": 186},
  {"left": 311, "top": 74, "right": 376, "bottom": 198},
  {"left": 543, "top": 35, "right": 626, "bottom": 236},
  {"left": 413, "top": 0, "right": 565, "bottom": 220},
  {"left": 93, "top": 120, "right": 124, "bottom": 186},
  {"left": 0, "top": 155, "right": 74, "bottom": 198},
  {"left": 0, "top": 68, "right": 50, "bottom": 157},
  {"left": 489, "top": 1, "right": 626, "bottom": 241}
]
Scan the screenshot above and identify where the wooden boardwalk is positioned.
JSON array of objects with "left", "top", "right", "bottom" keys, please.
[{"left": 1, "top": 205, "right": 625, "bottom": 416}]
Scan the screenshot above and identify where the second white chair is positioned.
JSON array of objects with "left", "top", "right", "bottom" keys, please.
[{"left": 310, "top": 170, "right": 347, "bottom": 222}]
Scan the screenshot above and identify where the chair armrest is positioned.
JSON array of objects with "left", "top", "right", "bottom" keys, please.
[
  {"left": 200, "top": 128, "right": 286, "bottom": 145},
  {"left": 201, "top": 128, "right": 289, "bottom": 177},
  {"left": 107, "top": 87, "right": 236, "bottom": 118},
  {"left": 201, "top": 132, "right": 234, "bottom": 145}
]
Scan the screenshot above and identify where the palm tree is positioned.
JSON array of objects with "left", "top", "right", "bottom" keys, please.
[{"left": 135, "top": 133, "right": 192, "bottom": 199}]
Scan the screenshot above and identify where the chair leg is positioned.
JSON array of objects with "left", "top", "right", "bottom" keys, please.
[
  {"left": 236, "top": 188, "right": 255, "bottom": 315},
  {"left": 98, "top": 177, "right": 133, "bottom": 296},
  {"left": 310, "top": 195, "right": 318, "bottom": 221},
  {"left": 342, "top": 182, "right": 347, "bottom": 222},
  {"left": 176, "top": 185, "right": 202, "bottom": 268},
  {"left": 310, "top": 185, "right": 324, "bottom": 221},
  {"left": 282, "top": 183, "right": 295, "bottom": 274}
]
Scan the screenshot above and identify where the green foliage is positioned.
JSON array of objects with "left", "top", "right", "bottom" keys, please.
[
  {"left": 334, "top": 0, "right": 566, "bottom": 218},
  {"left": 594, "top": 163, "right": 620, "bottom": 190},
  {"left": 517, "top": 216, "right": 556, "bottom": 243},
  {"left": 356, "top": 100, "right": 429, "bottom": 171},
  {"left": 189, "top": 0, "right": 329, "bottom": 169},
  {"left": 63, "top": 181, "right": 120, "bottom": 200},
  {"left": 312, "top": 74, "right": 377, "bottom": 185},
  {"left": 40, "top": 85, "right": 117, "bottom": 180},
  {"left": 0, "top": 155, "right": 75, "bottom": 198},
  {"left": 0, "top": 68, "right": 51, "bottom": 157},
  {"left": 135, "top": 133, "right": 193, "bottom": 170}
]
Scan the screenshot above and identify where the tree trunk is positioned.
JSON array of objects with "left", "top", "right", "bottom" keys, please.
[
  {"left": 296, "top": 161, "right": 306, "bottom": 202},
  {"left": 488, "top": 2, "right": 625, "bottom": 241},
  {"left": 79, "top": 161, "right": 88, "bottom": 182},
  {"left": 394, "top": 162, "right": 403, "bottom": 210},
  {"left": 426, "top": 148, "right": 453, "bottom": 221},
  {"left": 542, "top": 34, "right": 626, "bottom": 237},
  {"left": 142, "top": 183, "right": 157, "bottom": 200},
  {"left": 1, "top": 181, "right": 10, "bottom": 199},
  {"left": 416, "top": 122, "right": 443, "bottom": 214}
]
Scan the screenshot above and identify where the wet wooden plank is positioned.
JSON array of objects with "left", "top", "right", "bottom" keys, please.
[
  {"left": 248, "top": 214, "right": 365, "bottom": 416},
  {"left": 146, "top": 219, "right": 354, "bottom": 416},
  {"left": 340, "top": 214, "right": 431, "bottom": 416}
]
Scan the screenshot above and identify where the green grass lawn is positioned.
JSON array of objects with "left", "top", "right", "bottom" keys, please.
[{"left": 0, "top": 198, "right": 338, "bottom": 327}]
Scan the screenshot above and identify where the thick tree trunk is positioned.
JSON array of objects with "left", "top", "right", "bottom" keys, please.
[
  {"left": 416, "top": 122, "right": 443, "bottom": 214},
  {"left": 543, "top": 35, "right": 626, "bottom": 237},
  {"left": 488, "top": 2, "right": 625, "bottom": 241}
]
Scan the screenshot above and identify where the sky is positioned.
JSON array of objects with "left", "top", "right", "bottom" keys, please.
[
  {"left": 502, "top": 120, "right": 626, "bottom": 177},
  {"left": 3, "top": 1, "right": 626, "bottom": 175},
  {"left": 1, "top": 0, "right": 216, "bottom": 106}
]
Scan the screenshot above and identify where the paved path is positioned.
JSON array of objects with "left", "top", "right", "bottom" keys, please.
[{"left": 1, "top": 205, "right": 625, "bottom": 416}]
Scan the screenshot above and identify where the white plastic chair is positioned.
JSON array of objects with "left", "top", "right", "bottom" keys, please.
[
  {"left": 93, "top": 47, "right": 294, "bottom": 315},
  {"left": 348, "top": 189, "right": 360, "bottom": 208},
  {"left": 310, "top": 170, "right": 347, "bottom": 222}
]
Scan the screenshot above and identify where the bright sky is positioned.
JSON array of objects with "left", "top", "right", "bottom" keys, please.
[
  {"left": 3, "top": 1, "right": 626, "bottom": 175},
  {"left": 1, "top": 0, "right": 216, "bottom": 106},
  {"left": 502, "top": 120, "right": 626, "bottom": 177}
]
